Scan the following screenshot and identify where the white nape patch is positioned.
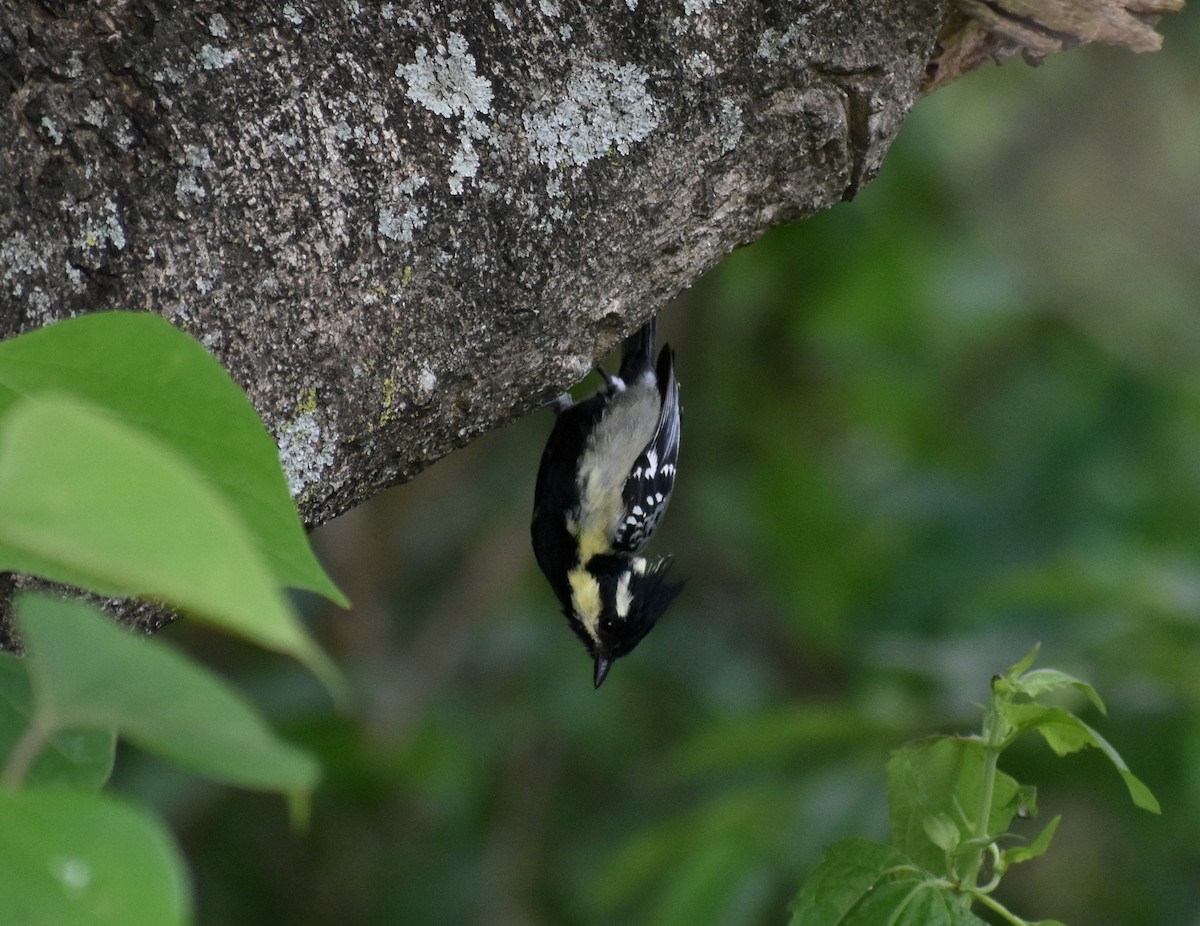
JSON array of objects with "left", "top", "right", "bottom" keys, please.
[{"left": 615, "top": 571, "right": 633, "bottom": 619}]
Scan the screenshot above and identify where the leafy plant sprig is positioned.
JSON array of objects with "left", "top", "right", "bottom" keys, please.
[
  {"left": 0, "top": 312, "right": 347, "bottom": 925},
  {"left": 789, "top": 647, "right": 1159, "bottom": 926}
]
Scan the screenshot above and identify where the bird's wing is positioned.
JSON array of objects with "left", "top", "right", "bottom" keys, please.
[{"left": 613, "top": 348, "right": 680, "bottom": 554}]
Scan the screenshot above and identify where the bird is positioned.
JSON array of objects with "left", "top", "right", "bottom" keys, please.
[{"left": 531, "top": 317, "right": 683, "bottom": 687}]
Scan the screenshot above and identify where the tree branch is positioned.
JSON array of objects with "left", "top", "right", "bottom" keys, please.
[{"left": 1, "top": 0, "right": 945, "bottom": 529}]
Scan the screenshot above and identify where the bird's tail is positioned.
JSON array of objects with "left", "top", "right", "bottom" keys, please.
[{"left": 618, "top": 317, "right": 657, "bottom": 381}]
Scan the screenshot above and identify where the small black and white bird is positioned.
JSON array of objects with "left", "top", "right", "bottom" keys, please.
[{"left": 531, "top": 318, "right": 682, "bottom": 687}]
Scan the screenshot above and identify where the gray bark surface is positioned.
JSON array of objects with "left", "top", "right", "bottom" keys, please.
[{"left": 1, "top": 0, "right": 944, "bottom": 530}]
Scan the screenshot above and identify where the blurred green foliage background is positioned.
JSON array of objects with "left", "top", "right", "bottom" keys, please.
[{"left": 122, "top": 11, "right": 1200, "bottom": 925}]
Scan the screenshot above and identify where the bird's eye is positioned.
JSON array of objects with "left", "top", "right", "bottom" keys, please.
[{"left": 600, "top": 616, "right": 616, "bottom": 634}]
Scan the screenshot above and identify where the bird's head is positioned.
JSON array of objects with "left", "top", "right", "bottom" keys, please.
[{"left": 565, "top": 554, "right": 683, "bottom": 687}]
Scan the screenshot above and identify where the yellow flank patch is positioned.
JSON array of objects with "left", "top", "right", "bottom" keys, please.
[
  {"left": 577, "top": 522, "right": 612, "bottom": 563},
  {"left": 568, "top": 567, "right": 602, "bottom": 642},
  {"left": 575, "top": 476, "right": 622, "bottom": 561}
]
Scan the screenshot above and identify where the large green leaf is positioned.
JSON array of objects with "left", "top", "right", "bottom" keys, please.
[
  {"left": 0, "top": 654, "right": 114, "bottom": 791},
  {"left": 0, "top": 311, "right": 345, "bottom": 605},
  {"left": 1003, "top": 703, "right": 1160, "bottom": 813},
  {"left": 0, "top": 396, "right": 340, "bottom": 693},
  {"left": 1008, "top": 668, "right": 1106, "bottom": 715},
  {"left": 0, "top": 788, "right": 191, "bottom": 926},
  {"left": 16, "top": 593, "right": 319, "bottom": 796},
  {"left": 788, "top": 839, "right": 988, "bottom": 926},
  {"left": 887, "top": 737, "right": 1028, "bottom": 877}
]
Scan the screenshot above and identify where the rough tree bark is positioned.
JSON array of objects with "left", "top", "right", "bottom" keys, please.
[
  {"left": 0, "top": 0, "right": 1181, "bottom": 635},
  {"left": 2, "top": 0, "right": 946, "bottom": 516}
]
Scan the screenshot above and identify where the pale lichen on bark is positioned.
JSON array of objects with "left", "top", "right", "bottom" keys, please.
[{"left": 0, "top": 0, "right": 967, "bottom": 535}]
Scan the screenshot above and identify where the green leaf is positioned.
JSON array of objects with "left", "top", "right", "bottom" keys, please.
[
  {"left": 1077, "top": 718, "right": 1161, "bottom": 814},
  {"left": 0, "top": 654, "right": 114, "bottom": 790},
  {"left": 1012, "top": 668, "right": 1106, "bottom": 715},
  {"left": 999, "top": 815, "right": 1061, "bottom": 872},
  {"left": 0, "top": 787, "right": 191, "bottom": 926},
  {"left": 0, "top": 311, "right": 345, "bottom": 606},
  {"left": 1005, "top": 644, "right": 1041, "bottom": 681},
  {"left": 887, "top": 737, "right": 1026, "bottom": 877},
  {"left": 0, "top": 396, "right": 342, "bottom": 695},
  {"left": 884, "top": 887, "right": 991, "bottom": 926},
  {"left": 788, "top": 839, "right": 988, "bottom": 926},
  {"left": 1004, "top": 704, "right": 1094, "bottom": 755},
  {"left": 1002, "top": 704, "right": 1159, "bottom": 813},
  {"left": 16, "top": 593, "right": 320, "bottom": 797},
  {"left": 923, "top": 813, "right": 960, "bottom": 854},
  {"left": 788, "top": 839, "right": 914, "bottom": 926}
]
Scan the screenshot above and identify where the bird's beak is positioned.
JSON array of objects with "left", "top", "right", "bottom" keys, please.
[{"left": 593, "top": 655, "right": 612, "bottom": 688}]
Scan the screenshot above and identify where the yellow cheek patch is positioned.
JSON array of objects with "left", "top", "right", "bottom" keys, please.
[{"left": 568, "top": 568, "right": 602, "bottom": 643}]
